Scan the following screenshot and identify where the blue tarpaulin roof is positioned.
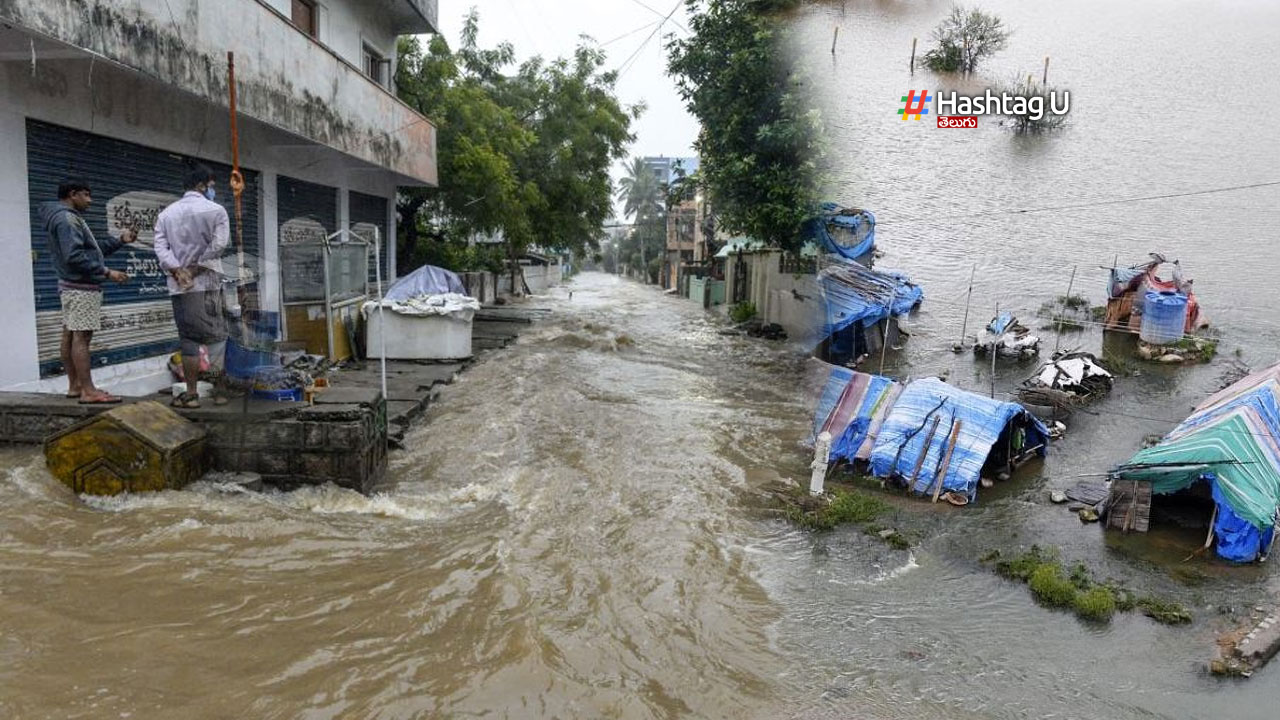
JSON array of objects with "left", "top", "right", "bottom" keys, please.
[
  {"left": 869, "top": 378, "right": 1049, "bottom": 501},
  {"left": 819, "top": 261, "right": 923, "bottom": 338},
  {"left": 802, "top": 203, "right": 876, "bottom": 263},
  {"left": 811, "top": 367, "right": 903, "bottom": 463}
]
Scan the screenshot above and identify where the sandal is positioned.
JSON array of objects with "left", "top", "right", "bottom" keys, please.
[
  {"left": 78, "top": 392, "right": 122, "bottom": 405},
  {"left": 170, "top": 391, "right": 201, "bottom": 409}
]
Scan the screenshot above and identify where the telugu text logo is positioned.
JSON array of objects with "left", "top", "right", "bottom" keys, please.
[{"left": 898, "top": 90, "right": 932, "bottom": 121}]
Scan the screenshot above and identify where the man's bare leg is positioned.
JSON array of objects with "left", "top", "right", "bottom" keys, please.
[
  {"left": 71, "top": 330, "right": 100, "bottom": 400},
  {"left": 182, "top": 354, "right": 202, "bottom": 396},
  {"left": 60, "top": 327, "right": 81, "bottom": 396}
]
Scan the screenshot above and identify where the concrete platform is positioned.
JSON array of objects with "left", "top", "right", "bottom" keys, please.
[{"left": 1, "top": 307, "right": 544, "bottom": 494}]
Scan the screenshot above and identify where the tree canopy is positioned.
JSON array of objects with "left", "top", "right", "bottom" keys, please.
[
  {"left": 614, "top": 156, "right": 666, "bottom": 283},
  {"left": 667, "top": 0, "right": 824, "bottom": 254},
  {"left": 394, "top": 12, "right": 635, "bottom": 273},
  {"left": 923, "top": 5, "right": 1010, "bottom": 75}
]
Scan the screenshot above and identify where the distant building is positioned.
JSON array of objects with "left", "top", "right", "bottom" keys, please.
[
  {"left": 641, "top": 156, "right": 699, "bottom": 189},
  {"left": 0, "top": 0, "right": 440, "bottom": 391}
]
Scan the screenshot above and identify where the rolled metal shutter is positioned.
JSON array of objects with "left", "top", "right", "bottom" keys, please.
[
  {"left": 26, "top": 120, "right": 261, "bottom": 377},
  {"left": 349, "top": 191, "right": 389, "bottom": 285},
  {"left": 278, "top": 176, "right": 337, "bottom": 233}
]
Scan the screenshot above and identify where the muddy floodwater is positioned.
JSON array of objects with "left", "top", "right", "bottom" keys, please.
[
  {"left": 3, "top": 4, "right": 1280, "bottom": 719},
  {"left": 3, "top": 267, "right": 1276, "bottom": 719}
]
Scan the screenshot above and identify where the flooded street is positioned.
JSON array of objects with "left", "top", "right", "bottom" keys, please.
[
  {"left": 1, "top": 273, "right": 816, "bottom": 719},
  {"left": 3, "top": 2, "right": 1279, "bottom": 716}
]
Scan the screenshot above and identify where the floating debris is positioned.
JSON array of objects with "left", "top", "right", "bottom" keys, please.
[
  {"left": 1016, "top": 352, "right": 1114, "bottom": 416},
  {"left": 973, "top": 311, "right": 1040, "bottom": 360}
]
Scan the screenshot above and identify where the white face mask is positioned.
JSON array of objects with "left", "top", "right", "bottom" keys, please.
[{"left": 204, "top": 186, "right": 217, "bottom": 202}]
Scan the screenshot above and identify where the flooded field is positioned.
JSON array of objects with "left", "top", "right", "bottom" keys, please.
[{"left": 780, "top": 0, "right": 1280, "bottom": 716}]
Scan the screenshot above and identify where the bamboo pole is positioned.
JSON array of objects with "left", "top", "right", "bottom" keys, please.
[
  {"left": 831, "top": 26, "right": 840, "bottom": 55},
  {"left": 227, "top": 51, "right": 247, "bottom": 341},
  {"left": 878, "top": 288, "right": 896, "bottom": 375},
  {"left": 907, "top": 415, "right": 942, "bottom": 493},
  {"left": 1043, "top": 56, "right": 1050, "bottom": 85},
  {"left": 910, "top": 37, "right": 917, "bottom": 74},
  {"left": 955, "top": 263, "right": 975, "bottom": 352},
  {"left": 990, "top": 302, "right": 999, "bottom": 399},
  {"left": 1053, "top": 265, "right": 1077, "bottom": 355},
  {"left": 932, "top": 420, "right": 963, "bottom": 503}
]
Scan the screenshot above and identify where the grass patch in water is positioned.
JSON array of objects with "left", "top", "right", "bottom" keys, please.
[
  {"left": 778, "top": 486, "right": 909, "bottom": 549},
  {"left": 1029, "top": 564, "right": 1078, "bottom": 608},
  {"left": 827, "top": 490, "right": 890, "bottom": 525},
  {"left": 1171, "top": 336, "right": 1217, "bottom": 363},
  {"left": 992, "top": 544, "right": 1054, "bottom": 581},
  {"left": 1101, "top": 350, "right": 1137, "bottom": 377},
  {"left": 1074, "top": 587, "right": 1118, "bottom": 621},
  {"left": 1137, "top": 596, "right": 1193, "bottom": 625},
  {"left": 983, "top": 546, "right": 1192, "bottom": 626}
]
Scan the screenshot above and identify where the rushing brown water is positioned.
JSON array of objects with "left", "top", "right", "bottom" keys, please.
[
  {"left": 5, "top": 3, "right": 1280, "bottom": 716},
  {"left": 0, "top": 274, "right": 819, "bottom": 719}
]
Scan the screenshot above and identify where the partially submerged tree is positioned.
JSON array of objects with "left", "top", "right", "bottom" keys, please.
[
  {"left": 668, "top": 0, "right": 825, "bottom": 255},
  {"left": 923, "top": 5, "right": 1010, "bottom": 75},
  {"left": 1000, "top": 76, "right": 1069, "bottom": 133}
]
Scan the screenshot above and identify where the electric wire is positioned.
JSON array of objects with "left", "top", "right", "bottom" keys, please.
[{"left": 615, "top": 0, "right": 682, "bottom": 79}]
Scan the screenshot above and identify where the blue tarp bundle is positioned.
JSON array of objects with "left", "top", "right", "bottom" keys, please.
[
  {"left": 818, "top": 261, "right": 923, "bottom": 338},
  {"left": 1211, "top": 478, "right": 1277, "bottom": 562},
  {"left": 811, "top": 367, "right": 903, "bottom": 463},
  {"left": 869, "top": 379, "right": 1050, "bottom": 501},
  {"left": 802, "top": 203, "right": 876, "bottom": 264}
]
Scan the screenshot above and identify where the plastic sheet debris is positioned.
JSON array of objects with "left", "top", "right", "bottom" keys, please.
[{"left": 363, "top": 293, "right": 481, "bottom": 319}]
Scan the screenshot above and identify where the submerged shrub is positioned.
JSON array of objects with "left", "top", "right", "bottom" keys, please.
[
  {"left": 1028, "top": 563, "right": 1078, "bottom": 608},
  {"left": 826, "top": 490, "right": 890, "bottom": 525},
  {"left": 1074, "top": 587, "right": 1117, "bottom": 621}
]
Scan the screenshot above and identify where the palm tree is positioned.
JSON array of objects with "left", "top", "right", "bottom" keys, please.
[{"left": 616, "top": 157, "right": 665, "bottom": 282}]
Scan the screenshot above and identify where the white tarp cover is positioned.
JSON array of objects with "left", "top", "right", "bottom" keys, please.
[
  {"left": 363, "top": 293, "right": 481, "bottom": 320},
  {"left": 384, "top": 265, "right": 467, "bottom": 301},
  {"left": 1031, "top": 356, "right": 1112, "bottom": 389}
]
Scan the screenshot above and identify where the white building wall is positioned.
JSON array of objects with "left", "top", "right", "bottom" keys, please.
[
  {"left": 0, "top": 95, "right": 40, "bottom": 387},
  {"left": 0, "top": 55, "right": 404, "bottom": 391}
]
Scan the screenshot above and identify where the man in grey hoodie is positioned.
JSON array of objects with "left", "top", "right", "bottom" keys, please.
[{"left": 39, "top": 178, "right": 135, "bottom": 404}]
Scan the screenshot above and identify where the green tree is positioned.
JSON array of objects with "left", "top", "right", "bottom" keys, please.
[
  {"left": 923, "top": 5, "right": 1010, "bottom": 74},
  {"left": 394, "top": 11, "right": 634, "bottom": 280},
  {"left": 668, "top": 0, "right": 824, "bottom": 255},
  {"left": 615, "top": 157, "right": 666, "bottom": 283}
]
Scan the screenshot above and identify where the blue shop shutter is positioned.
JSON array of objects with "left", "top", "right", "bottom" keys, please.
[{"left": 26, "top": 119, "right": 260, "bottom": 376}]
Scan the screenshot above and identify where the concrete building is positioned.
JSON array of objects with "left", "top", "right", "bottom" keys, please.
[
  {"left": 0, "top": 0, "right": 438, "bottom": 392},
  {"left": 641, "top": 156, "right": 698, "bottom": 189},
  {"left": 663, "top": 194, "right": 711, "bottom": 294}
]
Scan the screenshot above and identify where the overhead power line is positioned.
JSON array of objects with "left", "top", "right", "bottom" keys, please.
[
  {"left": 882, "top": 179, "right": 1280, "bottom": 225},
  {"left": 615, "top": 0, "right": 683, "bottom": 79},
  {"left": 625, "top": 0, "right": 690, "bottom": 33}
]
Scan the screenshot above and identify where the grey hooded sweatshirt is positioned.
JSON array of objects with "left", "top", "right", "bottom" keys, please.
[{"left": 38, "top": 201, "right": 124, "bottom": 290}]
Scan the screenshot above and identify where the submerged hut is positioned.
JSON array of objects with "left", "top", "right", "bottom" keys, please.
[
  {"left": 817, "top": 261, "right": 923, "bottom": 366},
  {"left": 1110, "top": 363, "right": 1280, "bottom": 562},
  {"left": 1104, "top": 253, "right": 1202, "bottom": 336},
  {"left": 801, "top": 203, "right": 876, "bottom": 266},
  {"left": 811, "top": 367, "right": 904, "bottom": 464},
  {"left": 811, "top": 369, "right": 1049, "bottom": 504}
]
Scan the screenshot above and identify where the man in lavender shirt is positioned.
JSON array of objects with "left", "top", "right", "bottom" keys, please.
[{"left": 154, "top": 163, "right": 230, "bottom": 408}]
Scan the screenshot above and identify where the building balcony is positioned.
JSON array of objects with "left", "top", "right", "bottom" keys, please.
[{"left": 0, "top": 0, "right": 437, "bottom": 185}]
